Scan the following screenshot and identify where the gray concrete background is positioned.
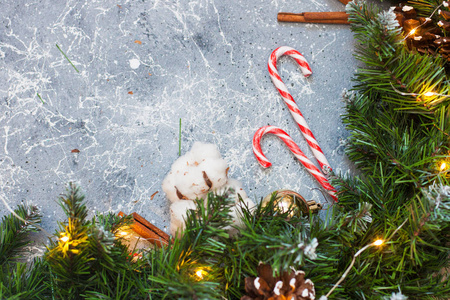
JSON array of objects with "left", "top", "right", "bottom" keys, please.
[{"left": 0, "top": 0, "right": 376, "bottom": 234}]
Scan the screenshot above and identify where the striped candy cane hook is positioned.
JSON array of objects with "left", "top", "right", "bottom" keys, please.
[
  {"left": 252, "top": 46, "right": 338, "bottom": 202},
  {"left": 268, "top": 46, "right": 331, "bottom": 173},
  {"left": 253, "top": 126, "right": 337, "bottom": 202}
]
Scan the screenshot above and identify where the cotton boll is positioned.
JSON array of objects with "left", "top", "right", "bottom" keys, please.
[
  {"left": 174, "top": 167, "right": 210, "bottom": 200},
  {"left": 163, "top": 142, "right": 255, "bottom": 237},
  {"left": 162, "top": 155, "right": 193, "bottom": 202},
  {"left": 199, "top": 157, "right": 228, "bottom": 189},
  {"left": 227, "top": 197, "right": 256, "bottom": 235},
  {"left": 162, "top": 172, "right": 179, "bottom": 203},
  {"left": 169, "top": 200, "right": 197, "bottom": 237},
  {"left": 226, "top": 178, "right": 249, "bottom": 201},
  {"left": 162, "top": 142, "right": 227, "bottom": 202},
  {"left": 215, "top": 178, "right": 248, "bottom": 203},
  {"left": 170, "top": 154, "right": 193, "bottom": 174},
  {"left": 190, "top": 142, "right": 222, "bottom": 161}
]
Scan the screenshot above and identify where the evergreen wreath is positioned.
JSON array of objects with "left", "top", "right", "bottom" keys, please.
[{"left": 0, "top": 1, "right": 449, "bottom": 299}]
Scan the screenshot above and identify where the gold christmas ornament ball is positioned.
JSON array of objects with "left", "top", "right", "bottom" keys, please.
[{"left": 262, "top": 190, "right": 322, "bottom": 215}]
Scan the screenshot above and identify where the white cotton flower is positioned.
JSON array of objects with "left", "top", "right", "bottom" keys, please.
[
  {"left": 389, "top": 291, "right": 408, "bottom": 300},
  {"left": 169, "top": 200, "right": 196, "bottom": 237},
  {"left": 215, "top": 178, "right": 249, "bottom": 201},
  {"left": 162, "top": 142, "right": 229, "bottom": 203},
  {"left": 163, "top": 142, "right": 254, "bottom": 236},
  {"left": 199, "top": 157, "right": 228, "bottom": 189},
  {"left": 228, "top": 197, "right": 256, "bottom": 233},
  {"left": 304, "top": 238, "right": 319, "bottom": 260}
]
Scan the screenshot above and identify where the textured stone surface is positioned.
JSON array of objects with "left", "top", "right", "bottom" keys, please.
[{"left": 0, "top": 0, "right": 378, "bottom": 234}]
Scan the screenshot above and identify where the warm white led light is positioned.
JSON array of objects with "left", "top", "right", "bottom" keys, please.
[
  {"left": 196, "top": 269, "right": 204, "bottom": 279},
  {"left": 373, "top": 239, "right": 383, "bottom": 246}
]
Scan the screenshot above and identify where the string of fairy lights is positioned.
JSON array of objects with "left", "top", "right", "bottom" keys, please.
[
  {"left": 393, "top": 2, "right": 450, "bottom": 101},
  {"left": 0, "top": 3, "right": 448, "bottom": 299}
]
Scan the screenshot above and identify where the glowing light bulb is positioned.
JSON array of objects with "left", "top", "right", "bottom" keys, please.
[
  {"left": 410, "top": 28, "right": 416, "bottom": 35},
  {"left": 60, "top": 235, "right": 69, "bottom": 243},
  {"left": 373, "top": 239, "right": 383, "bottom": 246},
  {"left": 440, "top": 162, "right": 447, "bottom": 171},
  {"left": 423, "top": 91, "right": 434, "bottom": 97},
  {"left": 196, "top": 269, "right": 204, "bottom": 279}
]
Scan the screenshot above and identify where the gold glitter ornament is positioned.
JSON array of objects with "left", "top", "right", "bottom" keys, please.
[{"left": 262, "top": 190, "right": 322, "bottom": 216}]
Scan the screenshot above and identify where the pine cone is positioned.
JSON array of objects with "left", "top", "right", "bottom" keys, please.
[
  {"left": 241, "top": 263, "right": 315, "bottom": 300},
  {"left": 394, "top": 3, "right": 450, "bottom": 63}
]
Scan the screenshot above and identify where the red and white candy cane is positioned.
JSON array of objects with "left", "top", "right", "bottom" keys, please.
[
  {"left": 253, "top": 46, "right": 338, "bottom": 201},
  {"left": 253, "top": 126, "right": 337, "bottom": 201}
]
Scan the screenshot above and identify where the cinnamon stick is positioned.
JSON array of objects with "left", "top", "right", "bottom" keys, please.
[
  {"left": 118, "top": 211, "right": 170, "bottom": 247},
  {"left": 277, "top": 12, "right": 349, "bottom": 24},
  {"left": 303, "top": 11, "right": 349, "bottom": 21}
]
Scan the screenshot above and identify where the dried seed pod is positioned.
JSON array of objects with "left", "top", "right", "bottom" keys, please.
[
  {"left": 439, "top": 47, "right": 450, "bottom": 54},
  {"left": 439, "top": 9, "right": 450, "bottom": 20},
  {"left": 395, "top": 12, "right": 405, "bottom": 27},
  {"left": 242, "top": 264, "right": 316, "bottom": 300},
  {"left": 418, "top": 17, "right": 432, "bottom": 26},
  {"left": 175, "top": 186, "right": 189, "bottom": 200},
  {"left": 438, "top": 20, "right": 450, "bottom": 32},
  {"left": 417, "top": 47, "right": 428, "bottom": 54},
  {"left": 202, "top": 171, "right": 212, "bottom": 189},
  {"left": 423, "top": 32, "right": 438, "bottom": 41},
  {"left": 402, "top": 5, "right": 417, "bottom": 19},
  {"left": 435, "top": 37, "right": 450, "bottom": 46}
]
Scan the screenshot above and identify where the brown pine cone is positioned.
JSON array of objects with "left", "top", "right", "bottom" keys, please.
[{"left": 241, "top": 263, "right": 315, "bottom": 300}]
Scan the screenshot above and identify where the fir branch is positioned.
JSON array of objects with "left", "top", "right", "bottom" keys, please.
[
  {"left": 45, "top": 184, "right": 150, "bottom": 299},
  {"left": 0, "top": 204, "right": 41, "bottom": 265},
  {"left": 407, "top": 0, "right": 444, "bottom": 18},
  {"left": 145, "top": 192, "right": 236, "bottom": 299},
  {"left": 232, "top": 195, "right": 316, "bottom": 273},
  {"left": 348, "top": 1, "right": 449, "bottom": 114},
  {"left": 0, "top": 259, "right": 49, "bottom": 299},
  {"left": 182, "top": 191, "right": 234, "bottom": 258}
]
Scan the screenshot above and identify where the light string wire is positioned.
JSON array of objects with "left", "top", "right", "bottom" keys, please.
[
  {"left": 323, "top": 219, "right": 408, "bottom": 299},
  {"left": 401, "top": 3, "right": 444, "bottom": 41},
  {"left": 389, "top": 82, "right": 450, "bottom": 98},
  {"left": 393, "top": 3, "right": 450, "bottom": 99}
]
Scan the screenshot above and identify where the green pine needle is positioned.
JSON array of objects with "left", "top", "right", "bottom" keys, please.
[
  {"left": 37, "top": 93, "right": 45, "bottom": 104},
  {"left": 56, "top": 44, "right": 80, "bottom": 73},
  {"left": 179, "top": 118, "right": 182, "bottom": 156}
]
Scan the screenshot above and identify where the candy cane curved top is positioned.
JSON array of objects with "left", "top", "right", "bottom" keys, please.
[
  {"left": 253, "top": 125, "right": 337, "bottom": 201},
  {"left": 268, "top": 46, "right": 331, "bottom": 173}
]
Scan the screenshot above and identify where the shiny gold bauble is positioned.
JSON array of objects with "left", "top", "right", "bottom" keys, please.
[{"left": 262, "top": 189, "right": 322, "bottom": 215}]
